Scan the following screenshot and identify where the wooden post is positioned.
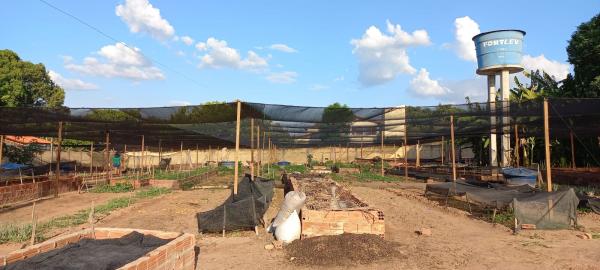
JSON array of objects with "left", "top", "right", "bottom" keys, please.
[
  {"left": 88, "top": 200, "right": 95, "bottom": 238},
  {"left": 570, "top": 130, "right": 576, "bottom": 169},
  {"left": 380, "top": 127, "right": 385, "bottom": 177},
  {"left": 416, "top": 140, "right": 421, "bottom": 168},
  {"left": 196, "top": 144, "right": 199, "bottom": 167},
  {"left": 441, "top": 136, "right": 445, "bottom": 164},
  {"left": 450, "top": 115, "right": 457, "bottom": 182},
  {"left": 89, "top": 143, "right": 94, "bottom": 175},
  {"left": 256, "top": 124, "right": 260, "bottom": 177},
  {"left": 404, "top": 131, "right": 408, "bottom": 178},
  {"left": 261, "top": 131, "right": 265, "bottom": 174},
  {"left": 104, "top": 131, "right": 110, "bottom": 184},
  {"left": 0, "top": 135, "right": 4, "bottom": 166},
  {"left": 233, "top": 100, "right": 242, "bottom": 195},
  {"left": 30, "top": 202, "right": 37, "bottom": 245},
  {"left": 345, "top": 144, "right": 349, "bottom": 163},
  {"left": 179, "top": 141, "right": 183, "bottom": 172},
  {"left": 55, "top": 122, "right": 63, "bottom": 198},
  {"left": 360, "top": 137, "right": 363, "bottom": 158},
  {"left": 543, "top": 99, "right": 552, "bottom": 192},
  {"left": 514, "top": 124, "right": 520, "bottom": 167},
  {"left": 141, "top": 135, "right": 145, "bottom": 177},
  {"left": 250, "top": 118, "right": 255, "bottom": 180}
]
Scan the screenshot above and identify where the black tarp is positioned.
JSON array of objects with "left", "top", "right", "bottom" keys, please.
[{"left": 197, "top": 175, "right": 274, "bottom": 233}]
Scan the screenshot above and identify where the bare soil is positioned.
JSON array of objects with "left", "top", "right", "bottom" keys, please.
[
  {"left": 0, "top": 192, "right": 124, "bottom": 226},
  {"left": 285, "top": 234, "right": 402, "bottom": 267},
  {"left": 1, "top": 179, "right": 600, "bottom": 270}
]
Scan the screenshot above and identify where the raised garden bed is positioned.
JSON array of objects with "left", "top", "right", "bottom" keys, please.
[
  {"left": 285, "top": 175, "right": 385, "bottom": 238},
  {"left": 1, "top": 227, "right": 196, "bottom": 270}
]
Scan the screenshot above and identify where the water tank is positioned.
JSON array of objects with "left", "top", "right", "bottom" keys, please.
[{"left": 472, "top": 29, "right": 526, "bottom": 75}]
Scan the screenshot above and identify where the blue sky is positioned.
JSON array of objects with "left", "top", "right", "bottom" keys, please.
[{"left": 2, "top": 0, "right": 598, "bottom": 108}]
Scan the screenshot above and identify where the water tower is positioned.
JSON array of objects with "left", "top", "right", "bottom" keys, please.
[{"left": 472, "top": 29, "right": 526, "bottom": 168}]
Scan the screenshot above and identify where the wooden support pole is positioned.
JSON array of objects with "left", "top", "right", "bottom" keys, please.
[
  {"left": 381, "top": 127, "right": 385, "bottom": 177},
  {"left": 404, "top": 132, "right": 408, "bottom": 178},
  {"left": 250, "top": 118, "right": 255, "bottom": 180},
  {"left": 570, "top": 130, "right": 576, "bottom": 169},
  {"left": 89, "top": 143, "right": 93, "bottom": 175},
  {"left": 104, "top": 131, "right": 110, "bottom": 184},
  {"left": 233, "top": 100, "right": 242, "bottom": 195},
  {"left": 179, "top": 141, "right": 183, "bottom": 172},
  {"left": 30, "top": 202, "right": 37, "bottom": 245},
  {"left": 543, "top": 99, "right": 552, "bottom": 192},
  {"left": 256, "top": 124, "right": 260, "bottom": 177},
  {"left": 55, "top": 122, "right": 63, "bottom": 198},
  {"left": 441, "top": 136, "right": 445, "bottom": 164},
  {"left": 514, "top": 124, "right": 520, "bottom": 167},
  {"left": 451, "top": 115, "right": 457, "bottom": 182},
  {"left": 0, "top": 135, "right": 4, "bottom": 165},
  {"left": 360, "top": 137, "right": 363, "bottom": 158},
  {"left": 416, "top": 140, "right": 421, "bottom": 168},
  {"left": 196, "top": 144, "right": 199, "bottom": 167},
  {"left": 158, "top": 139, "right": 162, "bottom": 163},
  {"left": 346, "top": 144, "right": 349, "bottom": 163},
  {"left": 141, "top": 135, "right": 145, "bottom": 176}
]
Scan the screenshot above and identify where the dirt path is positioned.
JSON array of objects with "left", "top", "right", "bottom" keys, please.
[
  {"left": 2, "top": 181, "right": 599, "bottom": 269},
  {"left": 349, "top": 183, "right": 600, "bottom": 270},
  {"left": 0, "top": 192, "right": 125, "bottom": 226}
]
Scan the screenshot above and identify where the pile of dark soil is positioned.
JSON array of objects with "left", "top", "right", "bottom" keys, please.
[
  {"left": 5, "top": 231, "right": 174, "bottom": 270},
  {"left": 285, "top": 233, "right": 402, "bottom": 266}
]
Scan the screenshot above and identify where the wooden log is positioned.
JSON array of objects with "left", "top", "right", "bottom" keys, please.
[
  {"left": 55, "top": 122, "right": 63, "bottom": 198},
  {"left": 233, "top": 100, "right": 241, "bottom": 195},
  {"left": 441, "top": 136, "right": 444, "bottom": 164},
  {"left": 543, "top": 99, "right": 552, "bottom": 192}
]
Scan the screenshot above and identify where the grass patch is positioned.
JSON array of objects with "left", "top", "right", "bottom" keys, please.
[
  {"left": 0, "top": 187, "right": 171, "bottom": 244},
  {"left": 90, "top": 182, "right": 134, "bottom": 193}
]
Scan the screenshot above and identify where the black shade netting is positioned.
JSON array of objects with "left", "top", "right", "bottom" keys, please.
[
  {"left": 425, "top": 181, "right": 540, "bottom": 208},
  {"left": 197, "top": 176, "right": 274, "bottom": 233},
  {"left": 513, "top": 188, "right": 579, "bottom": 229}
]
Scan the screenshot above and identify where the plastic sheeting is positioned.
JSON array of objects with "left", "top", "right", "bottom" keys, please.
[{"left": 196, "top": 175, "right": 274, "bottom": 233}]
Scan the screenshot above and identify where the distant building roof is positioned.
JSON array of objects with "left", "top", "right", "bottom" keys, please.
[{"left": 5, "top": 136, "right": 51, "bottom": 145}]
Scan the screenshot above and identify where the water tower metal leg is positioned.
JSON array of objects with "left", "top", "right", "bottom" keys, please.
[
  {"left": 501, "top": 70, "right": 511, "bottom": 167},
  {"left": 488, "top": 75, "right": 498, "bottom": 169}
]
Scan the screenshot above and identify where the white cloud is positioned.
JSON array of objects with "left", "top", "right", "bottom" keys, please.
[
  {"left": 65, "top": 43, "right": 165, "bottom": 81},
  {"left": 266, "top": 71, "right": 297, "bottom": 84},
  {"left": 169, "top": 100, "right": 191, "bottom": 106},
  {"left": 453, "top": 16, "right": 480, "bottom": 62},
  {"left": 440, "top": 76, "right": 487, "bottom": 103},
  {"left": 351, "top": 20, "right": 431, "bottom": 86},
  {"left": 48, "top": 70, "right": 98, "bottom": 90},
  {"left": 98, "top": 43, "right": 149, "bottom": 66},
  {"left": 521, "top": 54, "right": 571, "bottom": 80},
  {"left": 180, "top": 36, "right": 194, "bottom": 46},
  {"left": 176, "top": 50, "right": 185, "bottom": 57},
  {"left": 334, "top": 76, "right": 345, "bottom": 82},
  {"left": 309, "top": 84, "right": 329, "bottom": 91},
  {"left": 115, "top": 0, "right": 175, "bottom": 40},
  {"left": 408, "top": 69, "right": 451, "bottom": 97},
  {"left": 269, "top": 44, "right": 297, "bottom": 53},
  {"left": 196, "top": 37, "right": 269, "bottom": 70}
]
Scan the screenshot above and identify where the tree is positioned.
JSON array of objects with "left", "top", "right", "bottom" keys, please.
[
  {"left": 566, "top": 13, "right": 600, "bottom": 97},
  {"left": 320, "top": 103, "right": 354, "bottom": 144},
  {"left": 0, "top": 50, "right": 64, "bottom": 107},
  {"left": 2, "top": 144, "right": 43, "bottom": 165}
]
